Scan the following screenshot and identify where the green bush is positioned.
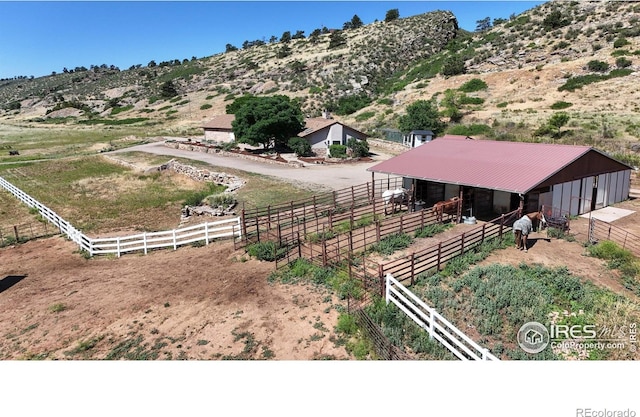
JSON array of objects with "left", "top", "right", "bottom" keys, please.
[
  {"left": 200, "top": 103, "right": 213, "bottom": 110},
  {"left": 287, "top": 137, "right": 313, "bottom": 157},
  {"left": 459, "top": 96, "right": 484, "bottom": 105},
  {"left": 616, "top": 57, "right": 633, "bottom": 69},
  {"left": 330, "top": 94, "right": 371, "bottom": 115},
  {"left": 447, "top": 124, "right": 491, "bottom": 136},
  {"left": 246, "top": 241, "right": 287, "bottom": 261},
  {"left": 459, "top": 78, "right": 488, "bottom": 92},
  {"left": 329, "top": 144, "right": 348, "bottom": 158},
  {"left": 414, "top": 223, "right": 452, "bottom": 238},
  {"left": 370, "top": 233, "right": 413, "bottom": 256},
  {"left": 614, "top": 37, "right": 630, "bottom": 48},
  {"left": 587, "top": 60, "right": 610, "bottom": 73},
  {"left": 347, "top": 138, "right": 369, "bottom": 158},
  {"left": 207, "top": 193, "right": 236, "bottom": 207},
  {"left": 550, "top": 101, "right": 573, "bottom": 110},
  {"left": 355, "top": 111, "right": 375, "bottom": 122},
  {"left": 336, "top": 313, "right": 358, "bottom": 335}
]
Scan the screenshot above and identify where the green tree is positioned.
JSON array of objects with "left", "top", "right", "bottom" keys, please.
[
  {"left": 226, "top": 94, "right": 256, "bottom": 114},
  {"left": 441, "top": 90, "right": 463, "bottom": 123},
  {"left": 347, "top": 138, "right": 370, "bottom": 157},
  {"left": 280, "top": 31, "right": 291, "bottom": 43},
  {"left": 442, "top": 55, "right": 466, "bottom": 76},
  {"left": 351, "top": 14, "right": 364, "bottom": 29},
  {"left": 225, "top": 43, "right": 238, "bottom": 52},
  {"left": 548, "top": 112, "right": 570, "bottom": 137},
  {"left": 475, "top": 17, "right": 492, "bottom": 32},
  {"left": 288, "top": 137, "right": 312, "bottom": 157},
  {"left": 232, "top": 95, "right": 304, "bottom": 150},
  {"left": 385, "top": 8, "right": 399, "bottom": 22},
  {"left": 160, "top": 80, "right": 178, "bottom": 98},
  {"left": 328, "top": 30, "right": 347, "bottom": 49},
  {"left": 397, "top": 100, "right": 446, "bottom": 135},
  {"left": 292, "top": 30, "right": 305, "bottom": 39},
  {"left": 542, "top": 10, "right": 568, "bottom": 30}
]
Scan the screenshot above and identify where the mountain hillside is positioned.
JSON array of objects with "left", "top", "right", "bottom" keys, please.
[{"left": 1, "top": 1, "right": 640, "bottom": 159}]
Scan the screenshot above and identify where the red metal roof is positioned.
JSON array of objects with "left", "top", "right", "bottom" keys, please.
[{"left": 368, "top": 139, "right": 594, "bottom": 193}]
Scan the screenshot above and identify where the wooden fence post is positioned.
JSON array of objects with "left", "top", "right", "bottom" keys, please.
[
  {"left": 297, "top": 232, "right": 302, "bottom": 259},
  {"left": 376, "top": 221, "right": 381, "bottom": 243},
  {"left": 460, "top": 232, "right": 465, "bottom": 255},
  {"left": 499, "top": 214, "right": 504, "bottom": 240},
  {"left": 13, "top": 225, "right": 19, "bottom": 242},
  {"left": 378, "top": 263, "right": 384, "bottom": 298},
  {"left": 437, "top": 242, "right": 442, "bottom": 270},
  {"left": 400, "top": 215, "right": 404, "bottom": 233},
  {"left": 241, "top": 209, "right": 247, "bottom": 244},
  {"left": 481, "top": 223, "right": 486, "bottom": 243},
  {"left": 410, "top": 253, "right": 415, "bottom": 286}
]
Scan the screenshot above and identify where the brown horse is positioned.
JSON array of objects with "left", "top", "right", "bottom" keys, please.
[
  {"left": 513, "top": 211, "right": 547, "bottom": 252},
  {"left": 432, "top": 197, "right": 460, "bottom": 223}
]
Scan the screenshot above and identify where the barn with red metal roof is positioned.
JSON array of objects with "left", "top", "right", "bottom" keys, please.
[{"left": 368, "top": 136, "right": 632, "bottom": 218}]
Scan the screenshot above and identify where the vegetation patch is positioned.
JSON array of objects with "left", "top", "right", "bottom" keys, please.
[{"left": 369, "top": 232, "right": 413, "bottom": 256}]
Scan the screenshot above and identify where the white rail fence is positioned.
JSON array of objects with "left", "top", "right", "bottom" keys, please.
[
  {"left": 385, "top": 273, "right": 499, "bottom": 361},
  {"left": 0, "top": 176, "right": 241, "bottom": 257}
]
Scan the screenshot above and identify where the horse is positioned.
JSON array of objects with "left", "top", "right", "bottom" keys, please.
[
  {"left": 382, "top": 188, "right": 409, "bottom": 215},
  {"left": 513, "top": 211, "right": 547, "bottom": 252},
  {"left": 432, "top": 197, "right": 460, "bottom": 223}
]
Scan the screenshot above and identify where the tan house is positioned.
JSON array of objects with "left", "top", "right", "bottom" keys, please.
[
  {"left": 202, "top": 113, "right": 368, "bottom": 154},
  {"left": 202, "top": 114, "right": 235, "bottom": 143}
]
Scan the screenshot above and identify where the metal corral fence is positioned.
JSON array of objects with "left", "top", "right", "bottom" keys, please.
[
  {"left": 237, "top": 177, "right": 404, "bottom": 248},
  {"left": 379, "top": 209, "right": 520, "bottom": 287},
  {"left": 386, "top": 274, "right": 499, "bottom": 361},
  {"left": 589, "top": 217, "right": 640, "bottom": 257},
  {"left": 0, "top": 176, "right": 241, "bottom": 256},
  {"left": 274, "top": 199, "right": 460, "bottom": 269},
  {"left": 0, "top": 221, "right": 59, "bottom": 247}
]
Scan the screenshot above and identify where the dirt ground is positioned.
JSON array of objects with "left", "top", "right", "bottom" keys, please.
[{"left": 0, "top": 237, "right": 351, "bottom": 360}]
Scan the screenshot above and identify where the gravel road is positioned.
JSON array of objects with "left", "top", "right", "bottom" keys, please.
[{"left": 114, "top": 141, "right": 399, "bottom": 191}]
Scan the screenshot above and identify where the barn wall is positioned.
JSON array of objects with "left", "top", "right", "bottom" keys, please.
[{"left": 493, "top": 191, "right": 511, "bottom": 214}]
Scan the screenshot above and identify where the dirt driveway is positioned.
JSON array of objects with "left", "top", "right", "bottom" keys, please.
[{"left": 113, "top": 142, "right": 397, "bottom": 191}]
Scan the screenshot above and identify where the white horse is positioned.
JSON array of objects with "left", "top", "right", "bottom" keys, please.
[{"left": 382, "top": 188, "right": 408, "bottom": 214}]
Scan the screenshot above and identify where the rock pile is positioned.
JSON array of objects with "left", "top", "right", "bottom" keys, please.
[{"left": 159, "top": 159, "right": 245, "bottom": 192}]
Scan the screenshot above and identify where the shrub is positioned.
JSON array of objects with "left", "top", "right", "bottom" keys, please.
[
  {"left": 447, "top": 124, "right": 491, "bottom": 136},
  {"left": 287, "top": 137, "right": 313, "bottom": 157},
  {"left": 616, "top": 57, "right": 633, "bottom": 69},
  {"left": 459, "top": 78, "right": 488, "bottom": 92},
  {"left": 369, "top": 233, "right": 413, "bottom": 256},
  {"left": 347, "top": 138, "right": 369, "bottom": 158},
  {"left": 207, "top": 193, "right": 236, "bottom": 207},
  {"left": 613, "top": 37, "right": 630, "bottom": 48},
  {"left": 336, "top": 313, "right": 358, "bottom": 335},
  {"left": 441, "top": 55, "right": 466, "bottom": 76},
  {"left": 459, "top": 96, "right": 484, "bottom": 105},
  {"left": 246, "top": 241, "right": 288, "bottom": 261},
  {"left": 587, "top": 60, "right": 610, "bottom": 73},
  {"left": 329, "top": 144, "right": 348, "bottom": 158},
  {"left": 200, "top": 103, "right": 212, "bottom": 110},
  {"left": 550, "top": 101, "right": 573, "bottom": 110},
  {"left": 355, "top": 111, "right": 375, "bottom": 122}
]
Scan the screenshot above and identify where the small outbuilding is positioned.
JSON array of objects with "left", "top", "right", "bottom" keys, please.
[
  {"left": 368, "top": 136, "right": 632, "bottom": 219},
  {"left": 202, "top": 114, "right": 235, "bottom": 143}
]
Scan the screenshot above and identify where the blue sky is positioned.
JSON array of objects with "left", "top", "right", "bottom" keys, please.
[{"left": 0, "top": 1, "right": 544, "bottom": 79}]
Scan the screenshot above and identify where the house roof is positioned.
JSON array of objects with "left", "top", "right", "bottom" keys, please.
[
  {"left": 298, "top": 117, "right": 368, "bottom": 138},
  {"left": 367, "top": 138, "right": 630, "bottom": 194},
  {"left": 203, "top": 114, "right": 368, "bottom": 138},
  {"left": 202, "top": 114, "right": 235, "bottom": 130}
]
